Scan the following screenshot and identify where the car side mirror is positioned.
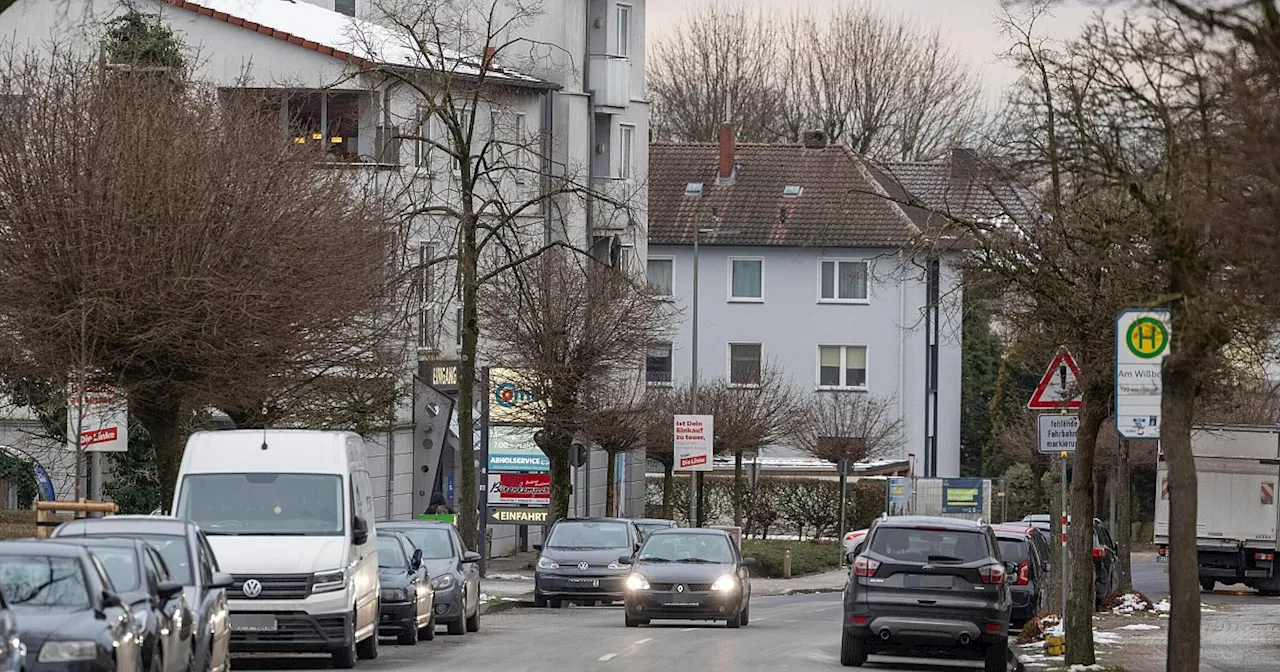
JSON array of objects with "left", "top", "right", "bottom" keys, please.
[
  {"left": 211, "top": 572, "right": 234, "bottom": 589},
  {"left": 462, "top": 551, "right": 481, "bottom": 563},
  {"left": 616, "top": 555, "right": 633, "bottom": 565},
  {"left": 411, "top": 549, "right": 424, "bottom": 571},
  {"left": 741, "top": 557, "right": 757, "bottom": 568},
  {"left": 157, "top": 580, "right": 184, "bottom": 601},
  {"left": 102, "top": 591, "right": 123, "bottom": 609},
  {"left": 532, "top": 543, "right": 542, "bottom": 551},
  {"left": 352, "top": 516, "right": 369, "bottom": 546},
  {"left": 846, "top": 552, "right": 856, "bottom": 565}
]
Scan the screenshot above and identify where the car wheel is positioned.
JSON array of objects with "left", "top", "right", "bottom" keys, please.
[
  {"left": 356, "top": 606, "right": 379, "bottom": 660},
  {"left": 446, "top": 613, "right": 466, "bottom": 635},
  {"left": 465, "top": 604, "right": 479, "bottom": 632},
  {"left": 624, "top": 614, "right": 648, "bottom": 627},
  {"left": 984, "top": 639, "right": 1008, "bottom": 672},
  {"left": 549, "top": 598, "right": 563, "bottom": 609},
  {"left": 726, "top": 609, "right": 742, "bottom": 629},
  {"left": 839, "top": 631, "right": 867, "bottom": 667},
  {"left": 397, "top": 610, "right": 419, "bottom": 645},
  {"left": 420, "top": 613, "right": 436, "bottom": 641},
  {"left": 580, "top": 599, "right": 598, "bottom": 607},
  {"left": 1201, "top": 579, "right": 1215, "bottom": 592},
  {"left": 534, "top": 589, "right": 548, "bottom": 608},
  {"left": 740, "top": 601, "right": 750, "bottom": 626},
  {"left": 332, "top": 614, "right": 358, "bottom": 669}
]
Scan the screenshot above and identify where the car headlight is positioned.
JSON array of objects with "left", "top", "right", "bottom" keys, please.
[
  {"left": 38, "top": 640, "right": 97, "bottom": 663},
  {"left": 625, "top": 574, "right": 650, "bottom": 591},
  {"left": 381, "top": 588, "right": 408, "bottom": 602},
  {"left": 131, "top": 607, "right": 149, "bottom": 634},
  {"left": 313, "top": 569, "right": 347, "bottom": 594},
  {"left": 536, "top": 556, "right": 559, "bottom": 571},
  {"left": 431, "top": 574, "right": 456, "bottom": 590},
  {"left": 711, "top": 574, "right": 738, "bottom": 592}
]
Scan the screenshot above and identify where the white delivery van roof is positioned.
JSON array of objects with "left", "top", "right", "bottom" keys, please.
[{"left": 180, "top": 429, "right": 362, "bottom": 475}]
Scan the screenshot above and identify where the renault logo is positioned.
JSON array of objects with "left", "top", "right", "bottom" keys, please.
[
  {"left": 577, "top": 562, "right": 589, "bottom": 571},
  {"left": 676, "top": 584, "right": 685, "bottom": 593},
  {"left": 242, "top": 579, "right": 263, "bottom": 598}
]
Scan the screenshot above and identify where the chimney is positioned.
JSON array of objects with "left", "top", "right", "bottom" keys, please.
[
  {"left": 717, "top": 122, "right": 736, "bottom": 185},
  {"left": 483, "top": 46, "right": 497, "bottom": 71},
  {"left": 802, "top": 129, "right": 827, "bottom": 149}
]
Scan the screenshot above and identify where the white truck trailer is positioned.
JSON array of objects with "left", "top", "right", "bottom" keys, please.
[{"left": 1154, "top": 424, "right": 1279, "bottom": 595}]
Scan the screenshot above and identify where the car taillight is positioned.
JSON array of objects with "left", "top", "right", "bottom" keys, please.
[
  {"left": 1256, "top": 552, "right": 1274, "bottom": 561},
  {"left": 1092, "top": 547, "right": 1105, "bottom": 559},
  {"left": 1016, "top": 561, "right": 1030, "bottom": 586},
  {"left": 853, "top": 555, "right": 880, "bottom": 577},
  {"left": 979, "top": 563, "right": 1005, "bottom": 585}
]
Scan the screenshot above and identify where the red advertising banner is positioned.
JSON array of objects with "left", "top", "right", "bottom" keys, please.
[{"left": 487, "top": 473, "right": 551, "bottom": 506}]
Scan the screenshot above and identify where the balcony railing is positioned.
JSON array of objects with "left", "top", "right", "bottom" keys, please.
[{"left": 588, "top": 54, "right": 630, "bottom": 111}]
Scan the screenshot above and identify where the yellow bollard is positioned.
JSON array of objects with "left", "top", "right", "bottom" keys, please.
[{"left": 1045, "top": 634, "right": 1066, "bottom": 656}]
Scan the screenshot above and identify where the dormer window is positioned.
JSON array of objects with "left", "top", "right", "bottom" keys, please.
[
  {"left": 783, "top": 185, "right": 803, "bottom": 198},
  {"left": 684, "top": 182, "right": 704, "bottom": 197}
]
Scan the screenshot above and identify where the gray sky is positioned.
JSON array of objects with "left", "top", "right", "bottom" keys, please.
[{"left": 645, "top": 0, "right": 1108, "bottom": 102}]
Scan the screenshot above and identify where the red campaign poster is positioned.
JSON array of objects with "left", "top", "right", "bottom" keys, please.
[{"left": 487, "top": 473, "right": 551, "bottom": 506}]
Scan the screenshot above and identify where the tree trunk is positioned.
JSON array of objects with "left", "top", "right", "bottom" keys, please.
[
  {"left": 132, "top": 389, "right": 184, "bottom": 512},
  {"left": 1163, "top": 364, "right": 1200, "bottom": 672},
  {"left": 661, "top": 462, "right": 673, "bottom": 519},
  {"left": 456, "top": 221, "right": 480, "bottom": 550},
  {"left": 733, "top": 450, "right": 744, "bottom": 527},
  {"left": 1047, "top": 464, "right": 1063, "bottom": 614},
  {"left": 605, "top": 449, "right": 617, "bottom": 517},
  {"left": 1065, "top": 393, "right": 1106, "bottom": 666},
  {"left": 547, "top": 440, "right": 573, "bottom": 523},
  {"left": 1116, "top": 438, "right": 1133, "bottom": 591}
]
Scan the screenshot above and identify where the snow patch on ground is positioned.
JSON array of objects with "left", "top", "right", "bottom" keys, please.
[
  {"left": 1068, "top": 665, "right": 1107, "bottom": 671},
  {"left": 1154, "top": 598, "right": 1171, "bottom": 612},
  {"left": 1094, "top": 630, "right": 1123, "bottom": 645},
  {"left": 486, "top": 573, "right": 533, "bottom": 581},
  {"left": 1116, "top": 623, "right": 1161, "bottom": 631},
  {"left": 1110, "top": 592, "right": 1154, "bottom": 614}
]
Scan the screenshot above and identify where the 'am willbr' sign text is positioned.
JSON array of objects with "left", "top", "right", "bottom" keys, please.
[{"left": 673, "top": 414, "right": 714, "bottom": 472}]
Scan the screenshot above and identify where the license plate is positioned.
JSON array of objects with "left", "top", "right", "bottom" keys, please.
[
  {"left": 568, "top": 579, "right": 600, "bottom": 587},
  {"left": 664, "top": 601, "right": 700, "bottom": 607},
  {"left": 231, "top": 614, "right": 277, "bottom": 632},
  {"left": 905, "top": 574, "right": 952, "bottom": 589}
]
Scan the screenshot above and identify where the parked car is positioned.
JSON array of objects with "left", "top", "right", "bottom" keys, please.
[
  {"left": 532, "top": 518, "right": 642, "bottom": 608},
  {"left": 841, "top": 516, "right": 1013, "bottom": 671},
  {"left": 0, "top": 540, "right": 143, "bottom": 671},
  {"left": 51, "top": 537, "right": 194, "bottom": 672},
  {"left": 991, "top": 523, "right": 1052, "bottom": 627},
  {"left": 842, "top": 529, "right": 869, "bottom": 560},
  {"left": 630, "top": 518, "right": 678, "bottom": 543},
  {"left": 379, "top": 521, "right": 481, "bottom": 636},
  {"left": 618, "top": 528, "right": 754, "bottom": 628},
  {"left": 0, "top": 583, "right": 24, "bottom": 672},
  {"left": 51, "top": 515, "right": 234, "bottom": 672},
  {"left": 376, "top": 531, "right": 435, "bottom": 645},
  {"left": 1021, "top": 514, "right": 1119, "bottom": 607}
]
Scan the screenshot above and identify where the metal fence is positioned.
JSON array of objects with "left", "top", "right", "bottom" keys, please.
[{"left": 886, "top": 477, "right": 1008, "bottom": 523}]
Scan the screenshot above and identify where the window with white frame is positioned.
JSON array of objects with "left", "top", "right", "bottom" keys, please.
[
  {"left": 730, "top": 258, "right": 763, "bottom": 300},
  {"left": 616, "top": 4, "right": 632, "bottom": 57},
  {"left": 455, "top": 307, "right": 463, "bottom": 346},
  {"left": 818, "top": 345, "right": 868, "bottom": 389},
  {"left": 413, "top": 107, "right": 432, "bottom": 169},
  {"left": 618, "top": 245, "right": 634, "bottom": 275},
  {"left": 820, "top": 259, "right": 869, "bottom": 301},
  {"left": 646, "top": 342, "right": 672, "bottom": 384},
  {"left": 729, "top": 343, "right": 762, "bottom": 386},
  {"left": 514, "top": 113, "right": 528, "bottom": 184},
  {"left": 417, "top": 243, "right": 435, "bottom": 348},
  {"left": 647, "top": 258, "right": 673, "bottom": 297},
  {"left": 619, "top": 124, "right": 635, "bottom": 180}
]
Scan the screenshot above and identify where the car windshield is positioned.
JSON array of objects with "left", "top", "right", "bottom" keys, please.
[
  {"left": 127, "top": 535, "right": 193, "bottom": 585},
  {"left": 85, "top": 546, "right": 139, "bottom": 592},
  {"left": 0, "top": 556, "right": 91, "bottom": 609},
  {"left": 638, "top": 534, "right": 735, "bottom": 563},
  {"left": 176, "top": 473, "right": 344, "bottom": 536},
  {"left": 997, "top": 539, "right": 1030, "bottom": 564},
  {"left": 637, "top": 523, "right": 672, "bottom": 540},
  {"left": 388, "top": 528, "right": 455, "bottom": 560},
  {"left": 546, "top": 521, "right": 630, "bottom": 549},
  {"left": 869, "top": 527, "right": 990, "bottom": 563},
  {"left": 378, "top": 538, "right": 407, "bottom": 568}
]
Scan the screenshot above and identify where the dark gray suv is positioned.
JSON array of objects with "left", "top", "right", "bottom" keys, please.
[{"left": 841, "top": 516, "right": 1014, "bottom": 670}]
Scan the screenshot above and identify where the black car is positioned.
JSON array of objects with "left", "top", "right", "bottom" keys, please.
[
  {"left": 0, "top": 540, "right": 143, "bottom": 671},
  {"left": 991, "top": 524, "right": 1051, "bottom": 627},
  {"left": 842, "top": 516, "right": 1014, "bottom": 671},
  {"left": 630, "top": 518, "right": 678, "bottom": 544},
  {"left": 0, "top": 581, "right": 23, "bottom": 672},
  {"left": 51, "top": 537, "right": 194, "bottom": 672},
  {"left": 376, "top": 531, "right": 435, "bottom": 645},
  {"left": 618, "top": 528, "right": 754, "bottom": 628},
  {"left": 52, "top": 515, "right": 234, "bottom": 672},
  {"left": 533, "top": 518, "right": 641, "bottom": 608},
  {"left": 379, "top": 521, "right": 481, "bottom": 636},
  {"left": 1022, "top": 514, "right": 1118, "bottom": 607}
]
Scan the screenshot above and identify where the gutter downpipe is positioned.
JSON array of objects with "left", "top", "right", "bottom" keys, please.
[{"left": 583, "top": 0, "right": 596, "bottom": 250}]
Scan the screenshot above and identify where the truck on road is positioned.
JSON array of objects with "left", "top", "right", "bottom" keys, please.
[{"left": 1154, "top": 424, "right": 1279, "bottom": 595}]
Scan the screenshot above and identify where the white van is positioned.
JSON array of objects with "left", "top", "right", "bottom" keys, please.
[{"left": 171, "top": 430, "right": 380, "bottom": 668}]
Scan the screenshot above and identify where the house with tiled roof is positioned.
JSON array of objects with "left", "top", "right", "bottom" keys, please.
[
  {"left": 1, "top": 0, "right": 653, "bottom": 528},
  {"left": 647, "top": 127, "right": 964, "bottom": 478}
]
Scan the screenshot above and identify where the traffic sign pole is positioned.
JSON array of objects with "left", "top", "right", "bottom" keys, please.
[{"left": 1060, "top": 450, "right": 1069, "bottom": 618}]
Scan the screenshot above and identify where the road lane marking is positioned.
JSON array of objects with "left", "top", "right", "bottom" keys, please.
[
  {"left": 634, "top": 638, "right": 653, "bottom": 644},
  {"left": 598, "top": 653, "right": 618, "bottom": 662},
  {"left": 682, "top": 627, "right": 697, "bottom": 631}
]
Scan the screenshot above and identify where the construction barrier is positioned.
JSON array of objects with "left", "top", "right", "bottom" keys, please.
[{"left": 34, "top": 500, "right": 119, "bottom": 538}]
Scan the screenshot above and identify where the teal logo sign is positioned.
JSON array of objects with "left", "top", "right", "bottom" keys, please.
[{"left": 494, "top": 382, "right": 535, "bottom": 408}]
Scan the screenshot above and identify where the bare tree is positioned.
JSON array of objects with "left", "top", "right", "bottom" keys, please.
[
  {"left": 579, "top": 376, "right": 647, "bottom": 517},
  {"left": 791, "top": 392, "right": 904, "bottom": 464},
  {"left": 480, "top": 249, "right": 670, "bottom": 522},
  {"left": 0, "top": 50, "right": 402, "bottom": 507}
]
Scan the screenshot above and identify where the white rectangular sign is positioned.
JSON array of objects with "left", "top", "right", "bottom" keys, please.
[
  {"left": 1115, "top": 309, "right": 1171, "bottom": 439},
  {"left": 673, "top": 414, "right": 713, "bottom": 471},
  {"left": 67, "top": 384, "right": 128, "bottom": 452},
  {"left": 1037, "top": 414, "right": 1079, "bottom": 454}
]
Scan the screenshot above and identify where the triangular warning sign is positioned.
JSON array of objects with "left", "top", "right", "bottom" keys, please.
[{"left": 1028, "top": 348, "right": 1083, "bottom": 410}]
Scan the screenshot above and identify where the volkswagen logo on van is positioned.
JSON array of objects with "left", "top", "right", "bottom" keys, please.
[
  {"left": 242, "top": 579, "right": 263, "bottom": 598},
  {"left": 577, "top": 562, "right": 589, "bottom": 571}
]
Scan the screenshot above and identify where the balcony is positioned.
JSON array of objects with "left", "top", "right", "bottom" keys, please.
[
  {"left": 590, "top": 176, "right": 634, "bottom": 233},
  {"left": 588, "top": 54, "right": 630, "bottom": 112}
]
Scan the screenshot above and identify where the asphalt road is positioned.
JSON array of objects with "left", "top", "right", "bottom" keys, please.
[
  {"left": 231, "top": 593, "right": 1009, "bottom": 671},
  {"left": 1131, "top": 556, "right": 1276, "bottom": 606}
]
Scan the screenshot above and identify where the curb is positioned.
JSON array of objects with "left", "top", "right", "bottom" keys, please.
[{"left": 759, "top": 587, "right": 845, "bottom": 597}]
